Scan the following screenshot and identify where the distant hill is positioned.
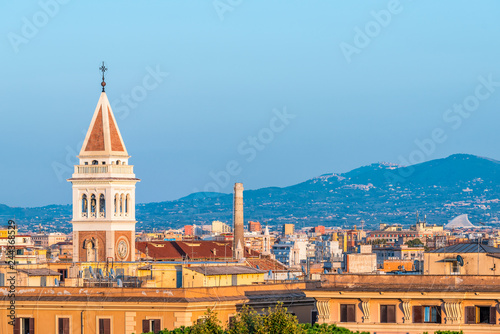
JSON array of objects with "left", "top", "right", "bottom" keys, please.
[{"left": 2, "top": 154, "right": 500, "bottom": 232}]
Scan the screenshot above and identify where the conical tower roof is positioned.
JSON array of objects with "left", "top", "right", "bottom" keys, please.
[{"left": 79, "top": 92, "right": 129, "bottom": 158}]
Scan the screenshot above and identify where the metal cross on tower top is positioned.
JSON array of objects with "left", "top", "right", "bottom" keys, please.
[{"left": 99, "top": 61, "right": 107, "bottom": 92}]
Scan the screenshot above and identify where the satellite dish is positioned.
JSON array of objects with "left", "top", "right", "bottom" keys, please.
[
  {"left": 338, "top": 269, "right": 343, "bottom": 274},
  {"left": 110, "top": 268, "right": 115, "bottom": 276},
  {"left": 98, "top": 268, "right": 104, "bottom": 278},
  {"left": 54, "top": 278, "right": 59, "bottom": 287},
  {"left": 89, "top": 266, "right": 95, "bottom": 278},
  {"left": 117, "top": 279, "right": 123, "bottom": 287},
  {"left": 457, "top": 255, "right": 464, "bottom": 267},
  {"left": 256, "top": 265, "right": 260, "bottom": 270},
  {"left": 324, "top": 269, "right": 328, "bottom": 274}
]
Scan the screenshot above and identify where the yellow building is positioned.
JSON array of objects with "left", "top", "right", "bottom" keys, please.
[
  {"left": 283, "top": 224, "right": 295, "bottom": 236},
  {"left": 424, "top": 243, "right": 500, "bottom": 275},
  {"left": 183, "top": 265, "right": 265, "bottom": 287},
  {"left": 0, "top": 283, "right": 314, "bottom": 334},
  {"left": 306, "top": 274, "right": 500, "bottom": 333}
]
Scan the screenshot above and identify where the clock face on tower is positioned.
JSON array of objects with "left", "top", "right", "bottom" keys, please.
[{"left": 116, "top": 239, "right": 129, "bottom": 260}]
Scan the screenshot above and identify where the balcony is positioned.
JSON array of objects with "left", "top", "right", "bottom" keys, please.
[{"left": 74, "top": 164, "right": 134, "bottom": 175}]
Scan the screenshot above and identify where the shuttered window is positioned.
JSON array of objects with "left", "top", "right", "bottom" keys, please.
[
  {"left": 14, "top": 318, "right": 35, "bottom": 334},
  {"left": 143, "top": 319, "right": 161, "bottom": 333},
  {"left": 340, "top": 304, "right": 356, "bottom": 322},
  {"left": 413, "top": 306, "right": 441, "bottom": 323},
  {"left": 99, "top": 318, "right": 111, "bottom": 334},
  {"left": 58, "top": 318, "right": 70, "bottom": 334},
  {"left": 466, "top": 306, "right": 497, "bottom": 324},
  {"left": 380, "top": 305, "right": 396, "bottom": 323}
]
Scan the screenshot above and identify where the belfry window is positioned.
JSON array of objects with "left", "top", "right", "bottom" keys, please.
[
  {"left": 119, "top": 194, "right": 123, "bottom": 214},
  {"left": 99, "top": 194, "right": 105, "bottom": 217},
  {"left": 125, "top": 194, "right": 129, "bottom": 213},
  {"left": 114, "top": 194, "right": 117, "bottom": 214},
  {"left": 92, "top": 160, "right": 98, "bottom": 165},
  {"left": 91, "top": 194, "right": 96, "bottom": 213},
  {"left": 82, "top": 194, "right": 88, "bottom": 217}
]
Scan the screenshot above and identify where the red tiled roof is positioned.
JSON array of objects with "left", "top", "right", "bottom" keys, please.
[
  {"left": 108, "top": 107, "right": 124, "bottom": 151},
  {"left": 85, "top": 106, "right": 105, "bottom": 151},
  {"left": 136, "top": 241, "right": 260, "bottom": 261},
  {"left": 246, "top": 257, "right": 287, "bottom": 271}
]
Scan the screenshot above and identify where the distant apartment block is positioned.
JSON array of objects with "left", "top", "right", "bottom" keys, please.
[
  {"left": 32, "top": 232, "right": 67, "bottom": 248},
  {"left": 212, "top": 220, "right": 231, "bottom": 233},
  {"left": 283, "top": 223, "right": 294, "bottom": 236},
  {"left": 248, "top": 221, "right": 262, "bottom": 232}
]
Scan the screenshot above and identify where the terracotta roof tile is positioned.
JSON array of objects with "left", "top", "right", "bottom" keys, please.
[{"left": 85, "top": 106, "right": 105, "bottom": 151}]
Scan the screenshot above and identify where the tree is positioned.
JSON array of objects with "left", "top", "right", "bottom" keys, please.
[
  {"left": 190, "top": 308, "right": 224, "bottom": 334},
  {"left": 227, "top": 305, "right": 265, "bottom": 334},
  {"left": 405, "top": 238, "right": 423, "bottom": 247},
  {"left": 263, "top": 302, "right": 305, "bottom": 334}
]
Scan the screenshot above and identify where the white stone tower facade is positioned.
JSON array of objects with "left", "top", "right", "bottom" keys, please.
[{"left": 68, "top": 86, "right": 139, "bottom": 262}]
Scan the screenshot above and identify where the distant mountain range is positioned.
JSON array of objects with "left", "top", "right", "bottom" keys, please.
[{"left": 2, "top": 154, "right": 500, "bottom": 232}]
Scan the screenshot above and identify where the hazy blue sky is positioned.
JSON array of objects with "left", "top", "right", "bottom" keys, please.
[{"left": 1, "top": 1, "right": 500, "bottom": 207}]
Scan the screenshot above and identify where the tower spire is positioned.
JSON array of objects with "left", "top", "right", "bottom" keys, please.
[{"left": 99, "top": 61, "right": 107, "bottom": 92}]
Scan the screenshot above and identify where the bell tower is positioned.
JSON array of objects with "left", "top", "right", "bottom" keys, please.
[{"left": 69, "top": 63, "right": 140, "bottom": 262}]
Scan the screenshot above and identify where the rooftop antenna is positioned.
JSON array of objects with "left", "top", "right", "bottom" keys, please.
[{"left": 99, "top": 61, "right": 107, "bottom": 92}]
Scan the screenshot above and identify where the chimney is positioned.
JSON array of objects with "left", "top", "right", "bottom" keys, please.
[{"left": 233, "top": 183, "right": 244, "bottom": 260}]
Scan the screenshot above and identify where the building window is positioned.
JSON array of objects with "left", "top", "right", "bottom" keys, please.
[
  {"left": 125, "top": 194, "right": 129, "bottom": 214},
  {"left": 14, "top": 318, "right": 34, "bottom": 334},
  {"left": 99, "top": 194, "right": 106, "bottom": 217},
  {"left": 142, "top": 319, "right": 161, "bottom": 333},
  {"left": 451, "top": 261, "right": 460, "bottom": 275},
  {"left": 380, "top": 305, "right": 396, "bottom": 323},
  {"left": 413, "top": 306, "right": 441, "bottom": 323},
  {"left": 58, "top": 317, "right": 70, "bottom": 334},
  {"left": 90, "top": 194, "right": 96, "bottom": 215},
  {"left": 120, "top": 194, "right": 123, "bottom": 214},
  {"left": 92, "top": 160, "right": 98, "bottom": 165},
  {"left": 466, "top": 306, "right": 496, "bottom": 324},
  {"left": 340, "top": 304, "right": 356, "bottom": 323},
  {"left": 98, "top": 318, "right": 111, "bottom": 334},
  {"left": 114, "top": 194, "right": 117, "bottom": 214},
  {"left": 82, "top": 194, "right": 88, "bottom": 217}
]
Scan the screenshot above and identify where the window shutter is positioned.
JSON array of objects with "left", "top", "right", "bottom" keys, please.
[
  {"left": 490, "top": 307, "right": 497, "bottom": 324},
  {"left": 58, "top": 318, "right": 64, "bottom": 334},
  {"left": 380, "top": 305, "right": 387, "bottom": 323},
  {"left": 99, "top": 319, "right": 110, "bottom": 334},
  {"left": 435, "top": 306, "right": 442, "bottom": 324},
  {"left": 153, "top": 319, "right": 161, "bottom": 333},
  {"left": 340, "top": 304, "right": 347, "bottom": 322},
  {"left": 142, "top": 319, "right": 150, "bottom": 333},
  {"left": 63, "top": 318, "right": 69, "bottom": 334},
  {"left": 14, "top": 318, "right": 20, "bottom": 334},
  {"left": 387, "top": 305, "right": 396, "bottom": 323},
  {"left": 104, "top": 319, "right": 110, "bottom": 334},
  {"left": 465, "top": 306, "right": 476, "bottom": 324},
  {"left": 413, "top": 306, "right": 423, "bottom": 323},
  {"left": 347, "top": 304, "right": 356, "bottom": 322},
  {"left": 29, "top": 318, "right": 35, "bottom": 334}
]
